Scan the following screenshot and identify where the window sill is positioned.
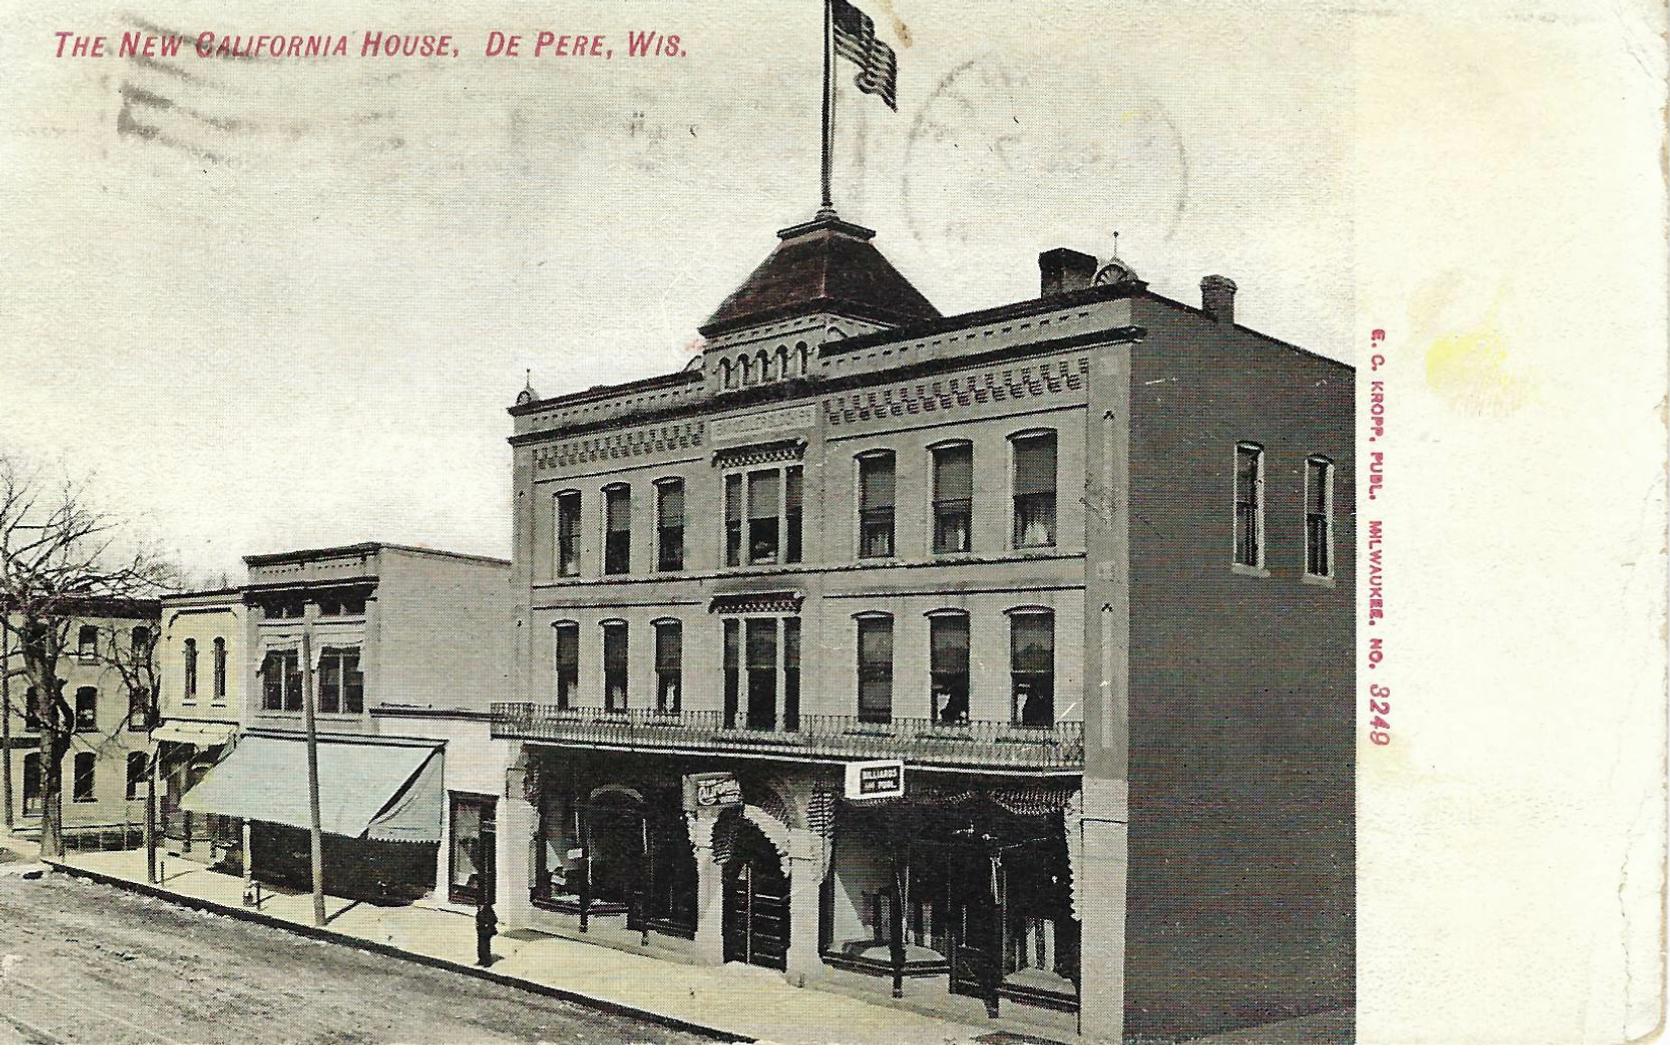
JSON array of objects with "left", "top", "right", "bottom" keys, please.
[
  {"left": 1231, "top": 563, "right": 1270, "bottom": 579},
  {"left": 1011, "top": 542, "right": 1060, "bottom": 552},
  {"left": 72, "top": 798, "right": 97, "bottom": 805},
  {"left": 1301, "top": 573, "right": 1336, "bottom": 588}
]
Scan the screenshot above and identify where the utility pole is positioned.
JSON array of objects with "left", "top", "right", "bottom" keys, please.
[
  {"left": 301, "top": 613, "right": 326, "bottom": 926},
  {"left": 2, "top": 621, "right": 13, "bottom": 833},
  {"left": 144, "top": 745, "right": 158, "bottom": 884}
]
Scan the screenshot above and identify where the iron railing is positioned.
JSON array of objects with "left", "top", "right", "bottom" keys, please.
[{"left": 490, "top": 701, "right": 1083, "bottom": 771}]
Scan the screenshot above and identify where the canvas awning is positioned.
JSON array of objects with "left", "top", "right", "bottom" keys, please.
[
  {"left": 180, "top": 735, "right": 443, "bottom": 843},
  {"left": 151, "top": 720, "right": 238, "bottom": 746}
]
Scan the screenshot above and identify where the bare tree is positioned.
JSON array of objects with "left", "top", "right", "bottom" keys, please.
[{"left": 0, "top": 454, "right": 176, "bottom": 857}]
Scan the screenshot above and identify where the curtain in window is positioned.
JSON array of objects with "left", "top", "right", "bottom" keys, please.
[
  {"left": 859, "top": 454, "right": 896, "bottom": 558},
  {"left": 1013, "top": 434, "right": 1057, "bottom": 547},
  {"left": 857, "top": 617, "right": 893, "bottom": 723}
]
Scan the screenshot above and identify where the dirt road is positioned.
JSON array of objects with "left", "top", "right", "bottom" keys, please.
[{"left": 0, "top": 871, "right": 706, "bottom": 1044}]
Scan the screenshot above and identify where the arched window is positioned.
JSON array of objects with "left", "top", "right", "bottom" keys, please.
[
  {"left": 553, "top": 622, "right": 579, "bottom": 710},
  {"left": 212, "top": 637, "right": 227, "bottom": 700},
  {"left": 796, "top": 342, "right": 810, "bottom": 377},
  {"left": 719, "top": 358, "right": 734, "bottom": 389},
  {"left": 929, "top": 440, "right": 974, "bottom": 554},
  {"left": 928, "top": 610, "right": 971, "bottom": 724},
  {"left": 602, "top": 484, "right": 631, "bottom": 575},
  {"left": 601, "top": 620, "right": 629, "bottom": 712},
  {"left": 857, "top": 451, "right": 897, "bottom": 559},
  {"left": 183, "top": 638, "right": 198, "bottom": 699},
  {"left": 741, "top": 357, "right": 755, "bottom": 386},
  {"left": 1010, "top": 429, "right": 1058, "bottom": 548},
  {"left": 760, "top": 348, "right": 776, "bottom": 382},
  {"left": 855, "top": 613, "right": 894, "bottom": 724},
  {"left": 653, "top": 619, "right": 682, "bottom": 715},
  {"left": 1008, "top": 608, "right": 1055, "bottom": 727}
]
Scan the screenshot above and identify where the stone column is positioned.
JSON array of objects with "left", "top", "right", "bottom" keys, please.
[
  {"left": 1076, "top": 777, "right": 1130, "bottom": 1043},
  {"left": 784, "top": 825, "right": 823, "bottom": 986},
  {"left": 496, "top": 748, "right": 538, "bottom": 931},
  {"left": 687, "top": 809, "right": 725, "bottom": 965}
]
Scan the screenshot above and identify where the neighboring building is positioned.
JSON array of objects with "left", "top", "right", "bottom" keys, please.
[
  {"left": 176, "top": 543, "right": 511, "bottom": 904},
  {"left": 153, "top": 588, "right": 246, "bottom": 862},
  {"left": 488, "top": 216, "right": 1354, "bottom": 1041},
  {"left": 3, "top": 598, "right": 161, "bottom": 847}
]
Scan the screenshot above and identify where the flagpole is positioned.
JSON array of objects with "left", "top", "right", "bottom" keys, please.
[{"left": 819, "top": 0, "right": 835, "bottom": 216}]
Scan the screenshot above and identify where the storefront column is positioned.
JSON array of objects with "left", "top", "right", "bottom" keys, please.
[
  {"left": 784, "top": 825, "right": 823, "bottom": 986},
  {"left": 686, "top": 809, "right": 725, "bottom": 965},
  {"left": 1077, "top": 778, "right": 1129, "bottom": 1042},
  {"left": 498, "top": 750, "right": 538, "bottom": 932}
]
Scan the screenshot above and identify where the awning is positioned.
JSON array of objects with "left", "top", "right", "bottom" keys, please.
[
  {"left": 151, "top": 721, "right": 238, "bottom": 746},
  {"left": 180, "top": 735, "right": 443, "bottom": 843}
]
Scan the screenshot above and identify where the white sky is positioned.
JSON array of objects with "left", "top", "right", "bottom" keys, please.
[{"left": 3, "top": 0, "right": 1356, "bottom": 577}]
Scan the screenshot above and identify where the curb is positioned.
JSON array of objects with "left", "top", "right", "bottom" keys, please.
[{"left": 43, "top": 859, "right": 752, "bottom": 1044}]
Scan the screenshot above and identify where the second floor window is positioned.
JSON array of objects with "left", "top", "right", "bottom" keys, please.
[
  {"left": 654, "top": 621, "right": 681, "bottom": 714},
  {"left": 74, "top": 687, "right": 97, "bottom": 732},
  {"left": 261, "top": 650, "right": 302, "bottom": 712},
  {"left": 317, "top": 648, "right": 364, "bottom": 714},
  {"left": 128, "top": 686, "right": 153, "bottom": 730},
  {"left": 556, "top": 492, "right": 582, "bottom": 577},
  {"left": 1012, "top": 431, "right": 1058, "bottom": 548},
  {"left": 656, "top": 480, "right": 685, "bottom": 572},
  {"left": 857, "top": 452, "right": 896, "bottom": 559},
  {"left": 602, "top": 622, "right": 628, "bottom": 711},
  {"left": 603, "top": 485, "right": 631, "bottom": 575},
  {"left": 183, "top": 638, "right": 198, "bottom": 699},
  {"left": 212, "top": 637, "right": 227, "bottom": 699},
  {"left": 1305, "top": 455, "right": 1334, "bottom": 578},
  {"left": 856, "top": 615, "right": 893, "bottom": 724},
  {"left": 73, "top": 752, "right": 96, "bottom": 802},
  {"left": 1234, "top": 443, "right": 1264, "bottom": 568},
  {"left": 930, "top": 613, "right": 970, "bottom": 724},
  {"left": 1011, "top": 611, "right": 1055, "bottom": 727},
  {"left": 78, "top": 626, "right": 98, "bottom": 660},
  {"left": 21, "top": 753, "right": 41, "bottom": 816},
  {"left": 932, "top": 443, "right": 974, "bottom": 554},
  {"left": 24, "top": 687, "right": 40, "bottom": 732},
  {"left": 723, "top": 619, "right": 741, "bottom": 727},
  {"left": 554, "top": 623, "right": 579, "bottom": 710}
]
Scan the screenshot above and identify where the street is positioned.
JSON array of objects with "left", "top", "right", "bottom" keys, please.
[{"left": 0, "top": 871, "right": 707, "bottom": 1044}]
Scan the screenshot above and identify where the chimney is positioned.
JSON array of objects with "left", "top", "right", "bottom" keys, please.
[
  {"left": 1200, "top": 275, "right": 1237, "bottom": 326},
  {"left": 1039, "top": 248, "right": 1098, "bottom": 297}
]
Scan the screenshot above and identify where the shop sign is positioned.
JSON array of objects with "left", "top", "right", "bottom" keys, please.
[
  {"left": 683, "top": 771, "right": 743, "bottom": 810},
  {"left": 844, "top": 759, "right": 905, "bottom": 801}
]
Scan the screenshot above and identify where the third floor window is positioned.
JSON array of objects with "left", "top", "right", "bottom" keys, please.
[
  {"left": 655, "top": 480, "right": 685, "bottom": 572},
  {"left": 1012, "top": 431, "right": 1057, "bottom": 548},
  {"left": 932, "top": 442, "right": 973, "bottom": 554},
  {"left": 857, "top": 452, "right": 896, "bottom": 559},
  {"left": 556, "top": 492, "right": 581, "bottom": 577},
  {"left": 724, "top": 465, "right": 803, "bottom": 568}
]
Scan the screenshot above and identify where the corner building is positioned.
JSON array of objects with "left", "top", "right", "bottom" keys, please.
[{"left": 494, "top": 218, "right": 1354, "bottom": 1041}]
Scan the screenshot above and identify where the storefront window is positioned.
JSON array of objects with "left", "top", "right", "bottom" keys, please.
[{"left": 448, "top": 794, "right": 495, "bottom": 905}]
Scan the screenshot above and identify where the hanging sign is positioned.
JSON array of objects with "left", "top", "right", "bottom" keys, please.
[
  {"left": 844, "top": 759, "right": 905, "bottom": 801},
  {"left": 683, "top": 771, "right": 743, "bottom": 811}
]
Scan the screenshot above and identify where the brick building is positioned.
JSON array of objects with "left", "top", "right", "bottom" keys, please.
[{"left": 482, "top": 214, "right": 1352, "bottom": 1040}]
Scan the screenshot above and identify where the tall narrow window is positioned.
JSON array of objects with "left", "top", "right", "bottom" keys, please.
[
  {"left": 930, "top": 613, "right": 971, "bottom": 724},
  {"left": 283, "top": 650, "right": 302, "bottom": 713},
  {"left": 212, "top": 637, "right": 227, "bottom": 700},
  {"left": 129, "top": 685, "right": 153, "bottom": 730},
  {"left": 183, "top": 638, "right": 198, "bottom": 699},
  {"left": 78, "top": 626, "right": 98, "bottom": 660},
  {"left": 318, "top": 649, "right": 342, "bottom": 713},
  {"left": 858, "top": 452, "right": 896, "bottom": 559},
  {"left": 723, "top": 619, "right": 741, "bottom": 728},
  {"left": 74, "top": 687, "right": 97, "bottom": 732},
  {"left": 748, "top": 469, "right": 781, "bottom": 563},
  {"left": 856, "top": 615, "right": 894, "bottom": 724},
  {"left": 131, "top": 626, "right": 150, "bottom": 654},
  {"left": 341, "top": 650, "right": 363, "bottom": 714},
  {"left": 23, "top": 687, "right": 40, "bottom": 732},
  {"left": 745, "top": 619, "right": 777, "bottom": 731},
  {"left": 724, "top": 474, "right": 743, "bottom": 567},
  {"left": 554, "top": 623, "right": 579, "bottom": 710},
  {"left": 602, "top": 622, "right": 628, "bottom": 712},
  {"left": 73, "top": 752, "right": 95, "bottom": 803},
  {"left": 656, "top": 479, "right": 685, "bottom": 572},
  {"left": 1010, "top": 611, "right": 1055, "bottom": 727},
  {"left": 932, "top": 443, "right": 974, "bottom": 554},
  {"left": 1305, "top": 456, "right": 1334, "bottom": 578},
  {"left": 21, "top": 753, "right": 41, "bottom": 816},
  {"left": 785, "top": 466, "right": 804, "bottom": 563},
  {"left": 556, "top": 492, "right": 582, "bottom": 577},
  {"left": 783, "top": 618, "right": 801, "bottom": 733},
  {"left": 603, "top": 485, "right": 631, "bottom": 575},
  {"left": 1012, "top": 432, "right": 1058, "bottom": 548},
  {"left": 1234, "top": 443, "right": 1264, "bottom": 568},
  {"left": 126, "top": 752, "right": 148, "bottom": 800},
  {"left": 654, "top": 621, "right": 682, "bottom": 714}
]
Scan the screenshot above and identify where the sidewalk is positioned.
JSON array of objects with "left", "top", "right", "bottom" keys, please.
[{"left": 43, "top": 848, "right": 1021, "bottom": 1045}]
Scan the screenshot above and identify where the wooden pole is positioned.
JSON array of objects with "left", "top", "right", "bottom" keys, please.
[
  {"left": 144, "top": 746, "right": 157, "bottom": 884},
  {"left": 301, "top": 624, "right": 326, "bottom": 926},
  {"left": 242, "top": 818, "right": 255, "bottom": 906},
  {"left": 1, "top": 622, "right": 13, "bottom": 833}
]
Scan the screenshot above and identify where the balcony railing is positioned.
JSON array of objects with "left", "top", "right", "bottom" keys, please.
[{"left": 490, "top": 702, "right": 1083, "bottom": 771}]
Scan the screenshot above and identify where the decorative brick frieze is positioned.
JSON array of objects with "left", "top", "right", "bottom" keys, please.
[
  {"left": 532, "top": 421, "right": 705, "bottom": 471},
  {"left": 822, "top": 357, "right": 1089, "bottom": 426}
]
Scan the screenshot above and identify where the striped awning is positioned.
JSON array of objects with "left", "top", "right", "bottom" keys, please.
[{"left": 151, "top": 720, "right": 238, "bottom": 746}]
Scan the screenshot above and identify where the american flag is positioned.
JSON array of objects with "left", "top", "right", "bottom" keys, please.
[{"left": 831, "top": 0, "right": 898, "bottom": 111}]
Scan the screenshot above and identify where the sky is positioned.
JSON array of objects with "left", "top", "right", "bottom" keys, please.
[{"left": 2, "top": 0, "right": 1353, "bottom": 579}]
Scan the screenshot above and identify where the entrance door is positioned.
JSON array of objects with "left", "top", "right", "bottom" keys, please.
[
  {"left": 948, "top": 848, "right": 1001, "bottom": 1001},
  {"left": 722, "top": 821, "right": 789, "bottom": 970},
  {"left": 449, "top": 793, "right": 497, "bottom": 905}
]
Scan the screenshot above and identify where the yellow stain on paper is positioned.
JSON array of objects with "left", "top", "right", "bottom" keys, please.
[{"left": 1423, "top": 314, "right": 1533, "bottom": 415}]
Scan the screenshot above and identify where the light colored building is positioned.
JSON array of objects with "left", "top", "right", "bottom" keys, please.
[
  {"left": 175, "top": 542, "right": 512, "bottom": 905},
  {"left": 3, "top": 598, "right": 160, "bottom": 847},
  {"left": 153, "top": 588, "right": 246, "bottom": 862},
  {"left": 486, "top": 218, "right": 1354, "bottom": 1041}
]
